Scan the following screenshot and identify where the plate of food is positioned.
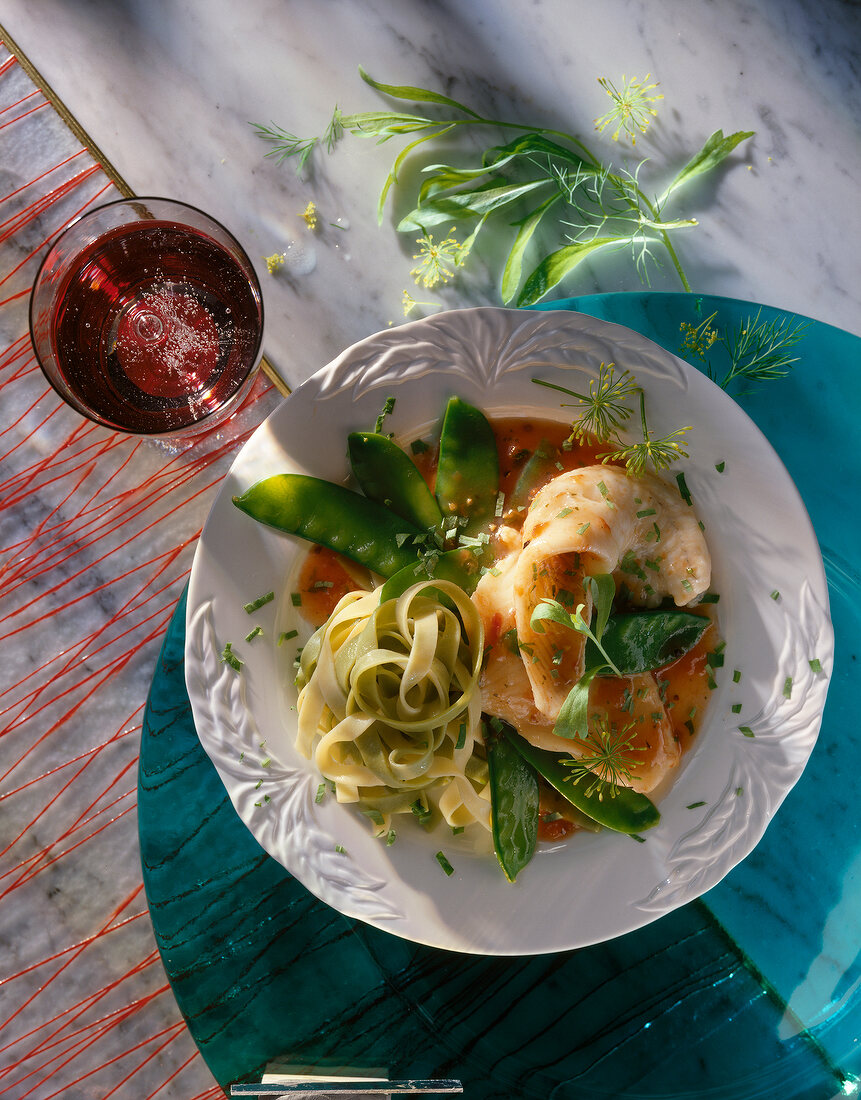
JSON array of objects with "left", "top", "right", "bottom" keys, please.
[{"left": 184, "top": 306, "right": 832, "bottom": 955}]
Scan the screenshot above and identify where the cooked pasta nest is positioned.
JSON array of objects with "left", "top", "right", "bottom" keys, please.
[{"left": 295, "top": 579, "right": 491, "bottom": 834}]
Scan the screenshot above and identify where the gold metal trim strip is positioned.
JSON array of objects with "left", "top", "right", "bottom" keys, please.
[{"left": 0, "top": 20, "right": 290, "bottom": 396}]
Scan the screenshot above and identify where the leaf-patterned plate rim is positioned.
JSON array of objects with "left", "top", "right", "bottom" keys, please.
[{"left": 185, "top": 307, "right": 832, "bottom": 955}]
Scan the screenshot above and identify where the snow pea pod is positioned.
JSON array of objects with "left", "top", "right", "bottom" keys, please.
[
  {"left": 586, "top": 609, "right": 709, "bottom": 675},
  {"left": 378, "top": 546, "right": 483, "bottom": 602},
  {"left": 501, "top": 722, "right": 660, "bottom": 835},
  {"left": 507, "top": 438, "right": 556, "bottom": 514},
  {"left": 348, "top": 431, "right": 443, "bottom": 530},
  {"left": 233, "top": 474, "right": 422, "bottom": 578},
  {"left": 435, "top": 396, "right": 499, "bottom": 536},
  {"left": 486, "top": 725, "right": 539, "bottom": 883}
]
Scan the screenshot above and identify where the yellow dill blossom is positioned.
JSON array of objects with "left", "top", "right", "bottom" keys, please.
[
  {"left": 301, "top": 200, "right": 318, "bottom": 229},
  {"left": 595, "top": 74, "right": 663, "bottom": 144},
  {"left": 679, "top": 312, "right": 719, "bottom": 361},
  {"left": 401, "top": 290, "right": 444, "bottom": 317},
  {"left": 410, "top": 229, "right": 467, "bottom": 289},
  {"left": 265, "top": 252, "right": 285, "bottom": 274}
]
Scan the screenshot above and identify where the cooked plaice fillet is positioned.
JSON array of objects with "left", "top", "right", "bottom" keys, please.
[
  {"left": 473, "top": 464, "right": 711, "bottom": 792},
  {"left": 480, "top": 641, "right": 680, "bottom": 793},
  {"left": 513, "top": 465, "right": 710, "bottom": 718}
]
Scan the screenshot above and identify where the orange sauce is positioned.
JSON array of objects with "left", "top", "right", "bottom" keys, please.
[{"left": 295, "top": 545, "right": 362, "bottom": 627}]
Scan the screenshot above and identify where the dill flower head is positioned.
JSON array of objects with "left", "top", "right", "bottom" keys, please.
[
  {"left": 679, "top": 313, "right": 719, "bottom": 362},
  {"left": 595, "top": 74, "right": 663, "bottom": 144},
  {"left": 301, "top": 200, "right": 318, "bottom": 230},
  {"left": 565, "top": 715, "right": 643, "bottom": 798},
  {"left": 410, "top": 229, "right": 468, "bottom": 289},
  {"left": 264, "top": 252, "right": 285, "bottom": 274}
]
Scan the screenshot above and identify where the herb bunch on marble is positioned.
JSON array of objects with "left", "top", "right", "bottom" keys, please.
[{"left": 255, "top": 69, "right": 753, "bottom": 306}]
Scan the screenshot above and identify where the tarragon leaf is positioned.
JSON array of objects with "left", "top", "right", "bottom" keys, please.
[
  {"left": 659, "top": 129, "right": 755, "bottom": 204},
  {"left": 377, "top": 127, "right": 455, "bottom": 223},
  {"left": 501, "top": 194, "right": 562, "bottom": 304},
  {"left": 359, "top": 66, "right": 482, "bottom": 118},
  {"left": 398, "top": 177, "right": 549, "bottom": 231},
  {"left": 553, "top": 664, "right": 606, "bottom": 739},
  {"left": 516, "top": 236, "right": 631, "bottom": 306}
]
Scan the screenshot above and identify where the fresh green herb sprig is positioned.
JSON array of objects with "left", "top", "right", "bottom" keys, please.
[
  {"left": 256, "top": 68, "right": 753, "bottom": 305},
  {"left": 534, "top": 365, "right": 690, "bottom": 476},
  {"left": 679, "top": 308, "right": 808, "bottom": 393},
  {"left": 562, "top": 716, "right": 644, "bottom": 798}
]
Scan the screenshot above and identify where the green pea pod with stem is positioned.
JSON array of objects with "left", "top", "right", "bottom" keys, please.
[
  {"left": 501, "top": 722, "right": 660, "bottom": 834},
  {"left": 348, "top": 431, "right": 443, "bottom": 530},
  {"left": 233, "top": 474, "right": 422, "bottom": 578},
  {"left": 435, "top": 396, "right": 499, "bottom": 536},
  {"left": 485, "top": 723, "right": 539, "bottom": 883},
  {"left": 585, "top": 609, "right": 709, "bottom": 675}
]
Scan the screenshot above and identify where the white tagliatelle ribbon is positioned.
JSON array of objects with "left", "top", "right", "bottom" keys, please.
[{"left": 295, "top": 579, "right": 490, "bottom": 834}]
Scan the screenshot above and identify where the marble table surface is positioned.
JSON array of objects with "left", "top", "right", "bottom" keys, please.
[{"left": 0, "top": 1, "right": 859, "bottom": 1097}]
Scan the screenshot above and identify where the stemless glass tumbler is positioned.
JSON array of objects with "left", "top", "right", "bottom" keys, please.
[{"left": 29, "top": 197, "right": 264, "bottom": 436}]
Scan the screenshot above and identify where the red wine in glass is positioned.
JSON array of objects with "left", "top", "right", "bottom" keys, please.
[{"left": 30, "top": 199, "right": 263, "bottom": 435}]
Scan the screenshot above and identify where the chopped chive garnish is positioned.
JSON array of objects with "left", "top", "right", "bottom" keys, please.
[
  {"left": 739, "top": 726, "right": 755, "bottom": 737},
  {"left": 684, "top": 719, "right": 695, "bottom": 736},
  {"left": 636, "top": 507, "right": 657, "bottom": 518},
  {"left": 315, "top": 782, "right": 326, "bottom": 803},
  {"left": 451, "top": 825, "right": 465, "bottom": 835},
  {"left": 335, "top": 844, "right": 346, "bottom": 854},
  {"left": 687, "top": 801, "right": 706, "bottom": 809},
  {"left": 681, "top": 578, "right": 693, "bottom": 592},
  {"left": 715, "top": 461, "right": 726, "bottom": 473},
  {"left": 386, "top": 829, "right": 397, "bottom": 846},
  {"left": 577, "top": 522, "right": 591, "bottom": 535},
  {"left": 630, "top": 834, "right": 646, "bottom": 843},
  {"left": 435, "top": 851, "right": 454, "bottom": 876},
  {"left": 374, "top": 395, "right": 396, "bottom": 433},
  {"left": 733, "top": 669, "right": 742, "bottom": 683},
  {"left": 455, "top": 723, "right": 467, "bottom": 750},
  {"left": 676, "top": 471, "right": 693, "bottom": 505},
  {"left": 735, "top": 786, "right": 743, "bottom": 796},
  {"left": 278, "top": 629, "right": 298, "bottom": 646},
  {"left": 220, "top": 642, "right": 242, "bottom": 672},
  {"left": 410, "top": 798, "right": 432, "bottom": 825},
  {"left": 557, "top": 507, "right": 573, "bottom": 518},
  {"left": 244, "top": 591, "right": 275, "bottom": 614},
  {"left": 495, "top": 491, "right": 505, "bottom": 517},
  {"left": 700, "top": 592, "right": 720, "bottom": 604},
  {"left": 707, "top": 650, "right": 724, "bottom": 668},
  {"left": 770, "top": 589, "right": 780, "bottom": 601},
  {"left": 312, "top": 580, "right": 333, "bottom": 590},
  {"left": 290, "top": 592, "right": 302, "bottom": 607},
  {"left": 245, "top": 625, "right": 263, "bottom": 643},
  {"left": 783, "top": 676, "right": 793, "bottom": 699},
  {"left": 731, "top": 703, "right": 742, "bottom": 714},
  {"left": 410, "top": 438, "right": 429, "bottom": 455},
  {"left": 808, "top": 658, "right": 822, "bottom": 673}
]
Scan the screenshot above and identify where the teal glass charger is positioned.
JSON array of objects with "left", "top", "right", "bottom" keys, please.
[{"left": 139, "top": 293, "right": 860, "bottom": 1097}]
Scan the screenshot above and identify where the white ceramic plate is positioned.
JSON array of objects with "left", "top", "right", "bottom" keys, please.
[{"left": 185, "top": 307, "right": 832, "bottom": 955}]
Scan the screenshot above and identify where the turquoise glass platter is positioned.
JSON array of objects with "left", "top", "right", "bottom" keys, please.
[{"left": 139, "top": 293, "right": 860, "bottom": 1097}]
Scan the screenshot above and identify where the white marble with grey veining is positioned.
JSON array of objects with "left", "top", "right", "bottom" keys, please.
[{"left": 4, "top": 0, "right": 860, "bottom": 392}]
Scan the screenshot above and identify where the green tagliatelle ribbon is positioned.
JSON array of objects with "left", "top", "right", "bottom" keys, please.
[{"left": 295, "top": 580, "right": 490, "bottom": 835}]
